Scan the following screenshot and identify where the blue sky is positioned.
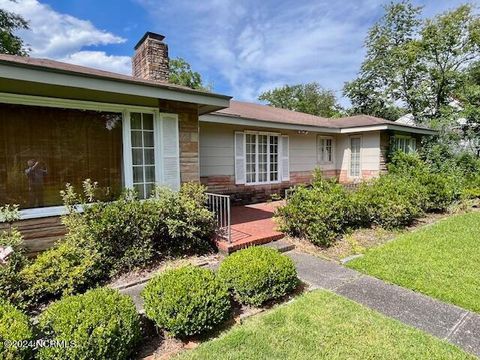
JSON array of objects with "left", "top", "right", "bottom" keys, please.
[{"left": 0, "top": 0, "right": 472, "bottom": 105}]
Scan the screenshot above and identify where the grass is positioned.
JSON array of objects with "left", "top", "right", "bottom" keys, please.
[
  {"left": 177, "top": 291, "right": 472, "bottom": 360},
  {"left": 348, "top": 212, "right": 480, "bottom": 313}
]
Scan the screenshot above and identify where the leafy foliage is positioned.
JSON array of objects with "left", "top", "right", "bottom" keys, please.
[
  {"left": 20, "top": 237, "right": 103, "bottom": 305},
  {"left": 0, "top": 298, "right": 33, "bottom": 360},
  {"left": 37, "top": 288, "right": 141, "bottom": 360},
  {"left": 0, "top": 206, "right": 28, "bottom": 307},
  {"left": 218, "top": 247, "right": 298, "bottom": 306},
  {"left": 169, "top": 57, "right": 211, "bottom": 91},
  {"left": 276, "top": 171, "right": 355, "bottom": 246},
  {"left": 259, "top": 82, "right": 343, "bottom": 118},
  {"left": 0, "top": 3, "right": 30, "bottom": 56},
  {"left": 142, "top": 266, "right": 231, "bottom": 337},
  {"left": 344, "top": 1, "right": 480, "bottom": 142}
]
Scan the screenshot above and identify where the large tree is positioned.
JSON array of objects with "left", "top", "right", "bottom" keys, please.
[
  {"left": 168, "top": 57, "right": 211, "bottom": 91},
  {"left": 0, "top": 1, "right": 29, "bottom": 56},
  {"left": 344, "top": 2, "right": 480, "bottom": 123},
  {"left": 258, "top": 82, "right": 343, "bottom": 118}
]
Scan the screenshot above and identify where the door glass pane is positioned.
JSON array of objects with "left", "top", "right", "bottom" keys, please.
[
  {"left": 143, "top": 131, "right": 154, "bottom": 147},
  {"left": 144, "top": 149, "right": 155, "bottom": 165},
  {"left": 144, "top": 166, "right": 155, "bottom": 182},
  {"left": 245, "top": 134, "right": 256, "bottom": 184},
  {"left": 142, "top": 114, "right": 154, "bottom": 130},
  {"left": 133, "top": 166, "right": 144, "bottom": 183},
  {"left": 0, "top": 104, "right": 123, "bottom": 209},
  {"left": 131, "top": 131, "right": 143, "bottom": 147},
  {"left": 132, "top": 149, "right": 143, "bottom": 166},
  {"left": 131, "top": 113, "right": 142, "bottom": 129}
]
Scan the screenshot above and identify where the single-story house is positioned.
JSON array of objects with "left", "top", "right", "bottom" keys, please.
[{"left": 0, "top": 32, "right": 435, "bottom": 253}]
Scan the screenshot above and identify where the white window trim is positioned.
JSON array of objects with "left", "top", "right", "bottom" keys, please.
[
  {"left": 244, "top": 131, "right": 282, "bottom": 186},
  {"left": 392, "top": 135, "right": 417, "bottom": 153},
  {"left": 349, "top": 135, "right": 362, "bottom": 179},
  {"left": 0, "top": 94, "right": 179, "bottom": 219},
  {"left": 317, "top": 135, "right": 335, "bottom": 165},
  {"left": 122, "top": 109, "right": 162, "bottom": 196}
]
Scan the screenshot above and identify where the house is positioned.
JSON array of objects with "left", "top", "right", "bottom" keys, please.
[{"left": 0, "top": 32, "right": 435, "bottom": 253}]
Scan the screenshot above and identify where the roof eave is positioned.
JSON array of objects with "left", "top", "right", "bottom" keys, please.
[{"left": 0, "top": 61, "right": 231, "bottom": 111}]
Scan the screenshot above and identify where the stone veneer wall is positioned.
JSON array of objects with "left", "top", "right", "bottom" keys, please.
[
  {"left": 158, "top": 100, "right": 200, "bottom": 183},
  {"left": 132, "top": 36, "right": 169, "bottom": 82}
]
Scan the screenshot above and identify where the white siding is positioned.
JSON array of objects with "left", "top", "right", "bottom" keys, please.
[
  {"left": 337, "top": 131, "right": 381, "bottom": 177},
  {"left": 199, "top": 123, "right": 381, "bottom": 179}
]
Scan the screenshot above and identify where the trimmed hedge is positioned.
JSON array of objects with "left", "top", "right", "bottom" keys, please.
[
  {"left": 37, "top": 288, "right": 141, "bottom": 360},
  {"left": 142, "top": 266, "right": 231, "bottom": 337},
  {"left": 276, "top": 172, "right": 355, "bottom": 246},
  {"left": 218, "top": 247, "right": 298, "bottom": 306},
  {"left": 0, "top": 298, "right": 33, "bottom": 360}
]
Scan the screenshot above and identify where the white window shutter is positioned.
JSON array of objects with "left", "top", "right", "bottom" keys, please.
[
  {"left": 161, "top": 114, "right": 180, "bottom": 190},
  {"left": 234, "top": 132, "right": 245, "bottom": 184},
  {"left": 281, "top": 135, "right": 290, "bottom": 181}
]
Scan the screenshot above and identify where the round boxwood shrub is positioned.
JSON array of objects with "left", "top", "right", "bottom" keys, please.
[
  {"left": 218, "top": 247, "right": 298, "bottom": 306},
  {"left": 37, "top": 288, "right": 141, "bottom": 360},
  {"left": 142, "top": 266, "right": 231, "bottom": 337},
  {"left": 0, "top": 298, "right": 33, "bottom": 360}
]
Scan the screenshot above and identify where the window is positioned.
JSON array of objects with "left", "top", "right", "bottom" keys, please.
[
  {"left": 245, "top": 133, "right": 280, "bottom": 184},
  {"left": 392, "top": 136, "right": 417, "bottom": 153},
  {"left": 317, "top": 136, "right": 334, "bottom": 163},
  {"left": 0, "top": 104, "right": 123, "bottom": 209},
  {"left": 350, "top": 137, "right": 361, "bottom": 177},
  {"left": 130, "top": 112, "right": 156, "bottom": 199}
]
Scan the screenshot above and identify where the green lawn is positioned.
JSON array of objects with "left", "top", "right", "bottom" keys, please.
[
  {"left": 348, "top": 212, "right": 480, "bottom": 313},
  {"left": 177, "top": 291, "right": 472, "bottom": 360}
]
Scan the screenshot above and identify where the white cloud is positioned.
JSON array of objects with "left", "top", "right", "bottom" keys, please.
[
  {"left": 0, "top": 0, "right": 131, "bottom": 74},
  {"left": 138, "top": 0, "right": 384, "bottom": 103},
  {"left": 59, "top": 51, "right": 132, "bottom": 75}
]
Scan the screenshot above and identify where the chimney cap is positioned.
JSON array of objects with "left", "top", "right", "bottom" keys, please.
[{"left": 134, "top": 32, "right": 166, "bottom": 50}]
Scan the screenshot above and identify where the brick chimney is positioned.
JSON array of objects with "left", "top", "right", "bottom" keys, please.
[{"left": 132, "top": 32, "right": 169, "bottom": 82}]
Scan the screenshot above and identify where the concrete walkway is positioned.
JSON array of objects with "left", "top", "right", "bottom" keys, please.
[{"left": 287, "top": 250, "right": 480, "bottom": 357}]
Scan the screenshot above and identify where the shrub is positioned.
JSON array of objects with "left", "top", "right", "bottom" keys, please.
[
  {"left": 20, "top": 237, "right": 103, "bottom": 304},
  {"left": 388, "top": 152, "right": 459, "bottom": 212},
  {"left": 142, "top": 266, "right": 231, "bottom": 337},
  {"left": 218, "top": 247, "right": 298, "bottom": 306},
  {"left": 37, "top": 288, "right": 141, "bottom": 360},
  {"left": 0, "top": 298, "right": 33, "bottom": 360},
  {"left": 276, "top": 173, "right": 355, "bottom": 246},
  {"left": 0, "top": 228, "right": 28, "bottom": 308},
  {"left": 63, "top": 182, "right": 216, "bottom": 276},
  {"left": 352, "top": 175, "right": 426, "bottom": 229}
]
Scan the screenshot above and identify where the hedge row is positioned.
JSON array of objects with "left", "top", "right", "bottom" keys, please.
[
  {"left": 1, "top": 247, "right": 298, "bottom": 359},
  {"left": 277, "top": 152, "right": 480, "bottom": 246},
  {"left": 1, "top": 183, "right": 216, "bottom": 309}
]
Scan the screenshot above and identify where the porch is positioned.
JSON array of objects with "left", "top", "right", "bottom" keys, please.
[{"left": 214, "top": 200, "right": 285, "bottom": 253}]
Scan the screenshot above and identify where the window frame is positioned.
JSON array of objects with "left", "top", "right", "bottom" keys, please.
[
  {"left": 349, "top": 136, "right": 362, "bottom": 179},
  {"left": 317, "top": 135, "right": 335, "bottom": 164},
  {"left": 392, "top": 135, "right": 417, "bottom": 154},
  {"left": 244, "top": 131, "right": 281, "bottom": 186},
  {"left": 0, "top": 93, "right": 168, "bottom": 219}
]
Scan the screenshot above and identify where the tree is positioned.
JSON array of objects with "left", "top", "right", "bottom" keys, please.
[
  {"left": 344, "top": 2, "right": 480, "bottom": 123},
  {"left": 0, "top": 1, "right": 29, "bottom": 56},
  {"left": 168, "top": 57, "right": 211, "bottom": 91},
  {"left": 258, "top": 82, "right": 343, "bottom": 118}
]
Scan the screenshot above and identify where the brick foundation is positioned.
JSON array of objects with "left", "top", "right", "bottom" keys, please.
[{"left": 201, "top": 170, "right": 339, "bottom": 204}]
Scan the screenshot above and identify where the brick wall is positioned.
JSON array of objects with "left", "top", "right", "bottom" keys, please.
[
  {"left": 132, "top": 35, "right": 169, "bottom": 82},
  {"left": 201, "top": 169, "right": 340, "bottom": 204}
]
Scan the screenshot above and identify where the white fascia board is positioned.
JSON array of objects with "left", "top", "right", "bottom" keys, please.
[
  {"left": 200, "top": 114, "right": 340, "bottom": 133},
  {"left": 0, "top": 63, "right": 230, "bottom": 108},
  {"left": 0, "top": 92, "right": 158, "bottom": 113},
  {"left": 340, "top": 124, "right": 437, "bottom": 135}
]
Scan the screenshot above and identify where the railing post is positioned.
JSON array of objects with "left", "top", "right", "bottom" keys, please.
[{"left": 206, "top": 193, "right": 231, "bottom": 244}]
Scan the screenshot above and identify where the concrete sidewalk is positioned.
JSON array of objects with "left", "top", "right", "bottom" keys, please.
[{"left": 287, "top": 250, "right": 480, "bottom": 357}]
